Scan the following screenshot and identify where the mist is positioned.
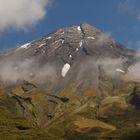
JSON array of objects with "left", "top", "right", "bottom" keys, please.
[
  {"left": 73, "top": 56, "right": 126, "bottom": 92},
  {"left": 124, "top": 61, "right": 140, "bottom": 82},
  {"left": 0, "top": 55, "right": 58, "bottom": 87},
  {"left": 0, "top": 42, "right": 139, "bottom": 89}
]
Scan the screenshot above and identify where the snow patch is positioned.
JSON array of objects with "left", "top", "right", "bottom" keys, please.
[
  {"left": 116, "top": 68, "right": 125, "bottom": 73},
  {"left": 61, "top": 63, "right": 71, "bottom": 77},
  {"left": 88, "top": 36, "right": 95, "bottom": 40},
  {"left": 61, "top": 39, "right": 65, "bottom": 44},
  {"left": 38, "top": 43, "right": 46, "bottom": 48},
  {"left": 47, "top": 36, "right": 52, "bottom": 40},
  {"left": 54, "top": 39, "right": 64, "bottom": 44},
  {"left": 79, "top": 40, "right": 83, "bottom": 47},
  {"left": 59, "top": 31, "right": 64, "bottom": 35},
  {"left": 69, "top": 55, "right": 72, "bottom": 58},
  {"left": 20, "top": 43, "right": 30, "bottom": 49},
  {"left": 76, "top": 48, "right": 79, "bottom": 51},
  {"left": 77, "top": 26, "right": 82, "bottom": 32}
]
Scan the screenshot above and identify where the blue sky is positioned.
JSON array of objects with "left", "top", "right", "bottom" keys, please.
[{"left": 0, "top": 0, "right": 140, "bottom": 51}]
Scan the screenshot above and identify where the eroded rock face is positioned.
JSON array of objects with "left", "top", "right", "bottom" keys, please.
[
  {"left": 129, "top": 86, "right": 140, "bottom": 108},
  {"left": 0, "top": 23, "right": 140, "bottom": 139}
]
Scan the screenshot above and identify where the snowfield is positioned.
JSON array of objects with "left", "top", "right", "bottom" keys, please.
[{"left": 61, "top": 63, "right": 71, "bottom": 77}]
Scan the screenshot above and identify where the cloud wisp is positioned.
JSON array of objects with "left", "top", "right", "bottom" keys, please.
[
  {"left": 118, "top": 0, "right": 140, "bottom": 21},
  {"left": 0, "top": 0, "right": 51, "bottom": 31},
  {"left": 124, "top": 61, "right": 140, "bottom": 82}
]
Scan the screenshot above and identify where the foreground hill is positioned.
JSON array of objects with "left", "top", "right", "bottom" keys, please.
[{"left": 0, "top": 23, "right": 140, "bottom": 139}]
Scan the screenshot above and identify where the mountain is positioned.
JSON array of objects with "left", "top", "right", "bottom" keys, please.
[{"left": 0, "top": 23, "right": 140, "bottom": 139}]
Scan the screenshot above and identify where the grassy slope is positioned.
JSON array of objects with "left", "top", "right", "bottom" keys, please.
[{"left": 0, "top": 81, "right": 140, "bottom": 139}]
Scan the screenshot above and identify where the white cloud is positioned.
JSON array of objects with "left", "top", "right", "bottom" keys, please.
[
  {"left": 124, "top": 61, "right": 140, "bottom": 82},
  {"left": 0, "top": 0, "right": 50, "bottom": 31},
  {"left": 118, "top": 0, "right": 140, "bottom": 21},
  {"left": 97, "top": 32, "right": 112, "bottom": 45},
  {"left": 118, "top": 0, "right": 136, "bottom": 14},
  {"left": 137, "top": 14, "right": 140, "bottom": 20},
  {"left": 137, "top": 41, "right": 140, "bottom": 48},
  {"left": 126, "top": 40, "right": 140, "bottom": 50}
]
